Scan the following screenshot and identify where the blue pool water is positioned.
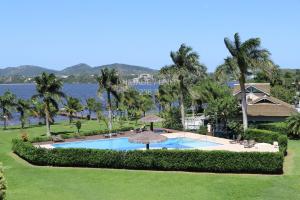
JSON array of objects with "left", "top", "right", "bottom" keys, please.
[{"left": 52, "top": 137, "right": 222, "bottom": 150}]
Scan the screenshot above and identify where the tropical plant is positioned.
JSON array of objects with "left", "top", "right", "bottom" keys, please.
[
  {"left": 217, "top": 33, "right": 274, "bottom": 131},
  {"left": 0, "top": 91, "right": 16, "bottom": 130},
  {"left": 286, "top": 114, "right": 300, "bottom": 136},
  {"left": 161, "top": 44, "right": 206, "bottom": 128},
  {"left": 85, "top": 98, "right": 99, "bottom": 120},
  {"left": 75, "top": 120, "right": 82, "bottom": 133},
  {"left": 0, "top": 163, "right": 7, "bottom": 200},
  {"left": 96, "top": 68, "right": 121, "bottom": 131},
  {"left": 139, "top": 92, "right": 154, "bottom": 116},
  {"left": 16, "top": 99, "right": 31, "bottom": 129},
  {"left": 64, "top": 97, "right": 83, "bottom": 123},
  {"left": 32, "top": 72, "right": 65, "bottom": 136},
  {"left": 155, "top": 83, "right": 178, "bottom": 111}
]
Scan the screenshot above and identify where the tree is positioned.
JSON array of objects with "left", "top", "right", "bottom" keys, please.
[
  {"left": 219, "top": 33, "right": 274, "bottom": 131},
  {"left": 96, "top": 68, "right": 121, "bottom": 131},
  {"left": 64, "top": 97, "right": 83, "bottom": 123},
  {"left": 85, "top": 98, "right": 97, "bottom": 120},
  {"left": 16, "top": 99, "right": 31, "bottom": 129},
  {"left": 271, "top": 85, "right": 295, "bottom": 104},
  {"left": 139, "top": 92, "right": 154, "bottom": 116},
  {"left": 33, "top": 72, "right": 65, "bottom": 136},
  {"left": 161, "top": 44, "right": 206, "bottom": 128},
  {"left": 75, "top": 120, "right": 82, "bottom": 133},
  {"left": 155, "top": 83, "right": 178, "bottom": 111},
  {"left": 0, "top": 91, "right": 16, "bottom": 130},
  {"left": 287, "top": 114, "right": 300, "bottom": 136}
]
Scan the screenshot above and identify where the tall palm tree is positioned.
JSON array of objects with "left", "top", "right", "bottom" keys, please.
[
  {"left": 162, "top": 44, "right": 206, "bottom": 128},
  {"left": 64, "top": 97, "right": 83, "bottom": 123},
  {"left": 16, "top": 99, "right": 31, "bottom": 129},
  {"left": 220, "top": 33, "right": 274, "bottom": 131},
  {"left": 139, "top": 92, "right": 154, "bottom": 117},
  {"left": 0, "top": 91, "right": 16, "bottom": 130},
  {"left": 96, "top": 68, "right": 121, "bottom": 131},
  {"left": 33, "top": 72, "right": 65, "bottom": 136}
]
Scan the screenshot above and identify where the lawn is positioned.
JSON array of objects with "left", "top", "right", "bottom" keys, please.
[{"left": 1, "top": 121, "right": 300, "bottom": 200}]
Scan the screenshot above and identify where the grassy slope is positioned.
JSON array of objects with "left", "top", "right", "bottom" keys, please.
[{"left": 1, "top": 121, "right": 300, "bottom": 200}]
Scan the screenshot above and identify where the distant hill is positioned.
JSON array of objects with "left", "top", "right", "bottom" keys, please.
[
  {"left": 59, "top": 63, "right": 93, "bottom": 75},
  {"left": 0, "top": 63, "right": 158, "bottom": 78},
  {"left": 0, "top": 65, "right": 57, "bottom": 77}
]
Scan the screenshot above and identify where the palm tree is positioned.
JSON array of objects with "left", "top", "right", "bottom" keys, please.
[
  {"left": 219, "top": 33, "right": 274, "bottom": 131},
  {"left": 96, "top": 68, "right": 121, "bottom": 131},
  {"left": 287, "top": 114, "right": 300, "bottom": 136},
  {"left": 139, "top": 93, "right": 154, "bottom": 117},
  {"left": 85, "top": 98, "right": 97, "bottom": 120},
  {"left": 64, "top": 97, "right": 83, "bottom": 123},
  {"left": 0, "top": 91, "right": 16, "bottom": 130},
  {"left": 162, "top": 44, "right": 206, "bottom": 128},
  {"left": 16, "top": 99, "right": 31, "bottom": 129},
  {"left": 33, "top": 72, "right": 65, "bottom": 136}
]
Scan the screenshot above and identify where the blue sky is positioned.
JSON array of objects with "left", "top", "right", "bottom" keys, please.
[{"left": 0, "top": 0, "right": 299, "bottom": 72}]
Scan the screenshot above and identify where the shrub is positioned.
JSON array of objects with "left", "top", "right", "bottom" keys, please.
[
  {"left": 256, "top": 122, "right": 288, "bottom": 135},
  {"left": 12, "top": 139, "right": 284, "bottom": 174},
  {"left": 244, "top": 128, "right": 288, "bottom": 155},
  {"left": 0, "top": 163, "right": 7, "bottom": 200},
  {"left": 161, "top": 108, "right": 183, "bottom": 130}
]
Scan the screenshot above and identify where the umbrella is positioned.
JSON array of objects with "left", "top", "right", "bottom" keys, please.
[
  {"left": 128, "top": 131, "right": 167, "bottom": 150},
  {"left": 139, "top": 114, "right": 165, "bottom": 131}
]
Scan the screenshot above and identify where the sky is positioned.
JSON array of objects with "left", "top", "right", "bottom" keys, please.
[{"left": 0, "top": 0, "right": 299, "bottom": 72}]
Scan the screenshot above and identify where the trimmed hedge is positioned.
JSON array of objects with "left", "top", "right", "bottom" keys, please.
[
  {"left": 0, "top": 163, "right": 6, "bottom": 200},
  {"left": 30, "top": 127, "right": 134, "bottom": 143},
  {"left": 12, "top": 139, "right": 284, "bottom": 174},
  {"left": 244, "top": 128, "right": 288, "bottom": 155},
  {"left": 256, "top": 122, "right": 288, "bottom": 135}
]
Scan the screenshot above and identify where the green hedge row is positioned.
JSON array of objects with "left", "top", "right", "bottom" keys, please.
[
  {"left": 12, "top": 139, "right": 284, "bottom": 174},
  {"left": 255, "top": 122, "right": 288, "bottom": 135},
  {"left": 30, "top": 127, "right": 134, "bottom": 143},
  {"left": 244, "top": 128, "right": 288, "bottom": 155},
  {"left": 0, "top": 163, "right": 6, "bottom": 200}
]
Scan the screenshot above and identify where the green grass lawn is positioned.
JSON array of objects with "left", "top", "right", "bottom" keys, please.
[{"left": 1, "top": 121, "right": 300, "bottom": 200}]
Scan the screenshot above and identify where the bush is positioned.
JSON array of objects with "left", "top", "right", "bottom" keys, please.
[
  {"left": 161, "top": 108, "right": 183, "bottom": 130},
  {"left": 244, "top": 128, "right": 288, "bottom": 155},
  {"left": 12, "top": 139, "right": 284, "bottom": 174},
  {"left": 0, "top": 163, "right": 7, "bottom": 200},
  {"left": 256, "top": 122, "right": 288, "bottom": 135}
]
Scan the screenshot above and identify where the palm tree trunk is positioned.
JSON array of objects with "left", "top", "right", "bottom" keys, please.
[
  {"left": 239, "top": 76, "right": 248, "bottom": 131},
  {"left": 107, "top": 91, "right": 112, "bottom": 131},
  {"left": 179, "top": 78, "right": 185, "bottom": 129},
  {"left": 45, "top": 104, "right": 51, "bottom": 136},
  {"left": 3, "top": 108, "right": 7, "bottom": 130},
  {"left": 179, "top": 91, "right": 185, "bottom": 129}
]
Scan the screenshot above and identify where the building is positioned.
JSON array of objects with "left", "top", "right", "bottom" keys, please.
[{"left": 233, "top": 83, "right": 297, "bottom": 122}]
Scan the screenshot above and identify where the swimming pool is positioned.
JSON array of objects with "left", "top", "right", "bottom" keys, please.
[{"left": 52, "top": 137, "right": 222, "bottom": 150}]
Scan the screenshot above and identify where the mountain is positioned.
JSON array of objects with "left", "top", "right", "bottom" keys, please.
[
  {"left": 0, "top": 65, "right": 57, "bottom": 77},
  {"left": 0, "top": 63, "right": 158, "bottom": 78},
  {"left": 94, "top": 63, "right": 157, "bottom": 76},
  {"left": 59, "top": 63, "right": 93, "bottom": 75}
]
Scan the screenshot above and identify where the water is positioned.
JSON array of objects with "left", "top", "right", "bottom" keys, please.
[
  {"left": 52, "top": 137, "right": 222, "bottom": 150},
  {"left": 0, "top": 83, "right": 159, "bottom": 125}
]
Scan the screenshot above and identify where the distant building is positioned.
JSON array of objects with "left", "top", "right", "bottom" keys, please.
[
  {"left": 233, "top": 83, "right": 297, "bottom": 122},
  {"left": 131, "top": 73, "right": 154, "bottom": 84}
]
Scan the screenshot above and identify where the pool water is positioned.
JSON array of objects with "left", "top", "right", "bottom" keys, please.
[{"left": 52, "top": 137, "right": 221, "bottom": 151}]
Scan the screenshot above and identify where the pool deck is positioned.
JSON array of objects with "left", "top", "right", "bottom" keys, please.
[
  {"left": 37, "top": 131, "right": 279, "bottom": 153},
  {"left": 162, "top": 132, "right": 278, "bottom": 152}
]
